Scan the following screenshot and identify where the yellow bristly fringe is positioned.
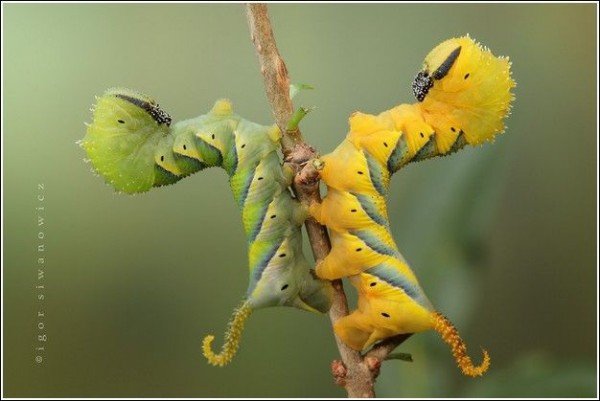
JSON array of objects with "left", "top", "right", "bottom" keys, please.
[
  {"left": 433, "top": 312, "right": 491, "bottom": 377},
  {"left": 202, "top": 302, "right": 253, "bottom": 367}
]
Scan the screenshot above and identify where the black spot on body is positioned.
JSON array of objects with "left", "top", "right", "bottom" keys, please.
[
  {"left": 241, "top": 144, "right": 246, "bottom": 148},
  {"left": 257, "top": 177, "right": 263, "bottom": 180},
  {"left": 117, "top": 119, "right": 125, "bottom": 124},
  {"left": 270, "top": 215, "right": 276, "bottom": 219},
  {"left": 281, "top": 284, "right": 289, "bottom": 291},
  {"left": 279, "top": 253, "right": 286, "bottom": 258},
  {"left": 356, "top": 248, "right": 363, "bottom": 252},
  {"left": 211, "top": 134, "right": 215, "bottom": 140},
  {"left": 183, "top": 144, "right": 187, "bottom": 150},
  {"left": 370, "top": 282, "right": 377, "bottom": 287},
  {"left": 464, "top": 73, "right": 470, "bottom": 79},
  {"left": 160, "top": 155, "right": 164, "bottom": 161},
  {"left": 420, "top": 132, "right": 424, "bottom": 138},
  {"left": 358, "top": 171, "right": 364, "bottom": 175},
  {"left": 451, "top": 127, "right": 456, "bottom": 132},
  {"left": 351, "top": 209, "right": 357, "bottom": 213},
  {"left": 383, "top": 142, "right": 388, "bottom": 147},
  {"left": 381, "top": 312, "right": 390, "bottom": 318}
]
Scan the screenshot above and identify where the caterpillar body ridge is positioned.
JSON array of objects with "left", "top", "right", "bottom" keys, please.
[
  {"left": 310, "top": 35, "right": 514, "bottom": 377},
  {"left": 81, "top": 90, "right": 332, "bottom": 367}
]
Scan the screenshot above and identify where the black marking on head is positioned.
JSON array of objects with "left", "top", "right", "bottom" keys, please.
[
  {"left": 117, "top": 119, "right": 125, "bottom": 124},
  {"left": 160, "top": 155, "right": 164, "bottom": 161},
  {"left": 279, "top": 253, "right": 286, "bottom": 258},
  {"left": 183, "top": 144, "right": 187, "bottom": 150},
  {"left": 419, "top": 132, "right": 424, "bottom": 138},
  {"left": 370, "top": 282, "right": 377, "bottom": 287},
  {"left": 412, "top": 71, "right": 434, "bottom": 102},
  {"left": 351, "top": 209, "right": 357, "bottom": 213},
  {"left": 383, "top": 142, "right": 388, "bottom": 148},
  {"left": 464, "top": 73, "right": 470, "bottom": 79},
  {"left": 381, "top": 312, "right": 390, "bottom": 318},
  {"left": 451, "top": 127, "right": 456, "bottom": 132},
  {"left": 281, "top": 284, "right": 289, "bottom": 291},
  {"left": 211, "top": 134, "right": 215, "bottom": 140},
  {"left": 115, "top": 94, "right": 172, "bottom": 126},
  {"left": 270, "top": 214, "right": 276, "bottom": 219},
  {"left": 357, "top": 171, "right": 364, "bottom": 175},
  {"left": 432, "top": 46, "right": 462, "bottom": 80},
  {"left": 413, "top": 46, "right": 462, "bottom": 102},
  {"left": 241, "top": 144, "right": 246, "bottom": 149},
  {"left": 356, "top": 248, "right": 363, "bottom": 252}
]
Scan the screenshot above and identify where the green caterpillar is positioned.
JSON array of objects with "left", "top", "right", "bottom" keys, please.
[{"left": 80, "top": 88, "right": 332, "bottom": 366}]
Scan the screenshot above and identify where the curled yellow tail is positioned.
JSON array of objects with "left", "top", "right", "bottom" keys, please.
[
  {"left": 202, "top": 302, "right": 253, "bottom": 367},
  {"left": 433, "top": 312, "right": 490, "bottom": 377}
]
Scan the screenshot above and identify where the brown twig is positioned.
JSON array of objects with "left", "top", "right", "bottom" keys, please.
[{"left": 245, "top": 4, "right": 409, "bottom": 397}]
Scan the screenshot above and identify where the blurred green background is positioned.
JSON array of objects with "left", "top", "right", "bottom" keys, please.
[{"left": 3, "top": 3, "right": 597, "bottom": 398}]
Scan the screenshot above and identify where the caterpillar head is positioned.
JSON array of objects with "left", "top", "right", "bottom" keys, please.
[
  {"left": 413, "top": 35, "right": 515, "bottom": 145},
  {"left": 81, "top": 88, "right": 175, "bottom": 193}
]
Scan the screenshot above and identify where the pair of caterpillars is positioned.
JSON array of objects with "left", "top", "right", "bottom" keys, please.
[{"left": 80, "top": 35, "right": 514, "bottom": 375}]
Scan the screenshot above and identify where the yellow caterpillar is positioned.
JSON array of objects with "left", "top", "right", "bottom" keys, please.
[{"left": 310, "top": 35, "right": 514, "bottom": 377}]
